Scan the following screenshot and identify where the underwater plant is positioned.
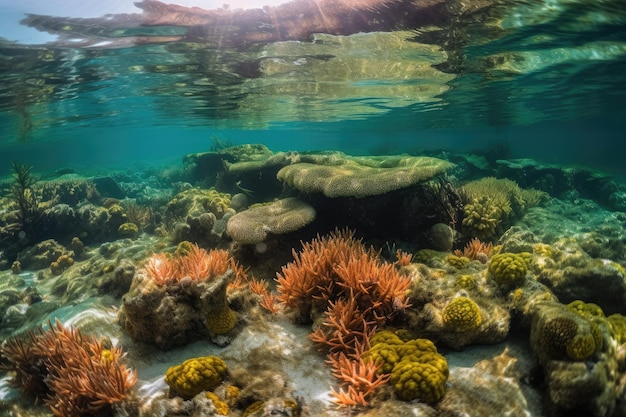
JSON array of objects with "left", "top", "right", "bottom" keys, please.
[{"left": 9, "top": 162, "right": 41, "bottom": 241}]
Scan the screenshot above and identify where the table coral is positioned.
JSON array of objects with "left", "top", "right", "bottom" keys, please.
[
  {"left": 165, "top": 356, "right": 228, "bottom": 399},
  {"left": 225, "top": 197, "right": 316, "bottom": 244},
  {"left": 442, "top": 296, "right": 483, "bottom": 332},
  {"left": 277, "top": 153, "right": 454, "bottom": 198}
]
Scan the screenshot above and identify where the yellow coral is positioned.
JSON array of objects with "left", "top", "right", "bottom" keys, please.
[
  {"left": 566, "top": 334, "right": 597, "bottom": 361},
  {"left": 442, "top": 297, "right": 482, "bottom": 331},
  {"left": 567, "top": 300, "right": 605, "bottom": 318},
  {"left": 164, "top": 356, "right": 228, "bottom": 399},
  {"left": 364, "top": 330, "right": 448, "bottom": 403},
  {"left": 50, "top": 254, "right": 74, "bottom": 275},
  {"left": 461, "top": 196, "right": 503, "bottom": 240},
  {"left": 118, "top": 222, "right": 139, "bottom": 237},
  {"left": 206, "top": 304, "right": 238, "bottom": 335},
  {"left": 488, "top": 253, "right": 528, "bottom": 288},
  {"left": 205, "top": 391, "right": 229, "bottom": 415},
  {"left": 370, "top": 329, "right": 404, "bottom": 346},
  {"left": 446, "top": 255, "right": 470, "bottom": 269},
  {"left": 390, "top": 361, "right": 447, "bottom": 403},
  {"left": 607, "top": 314, "right": 626, "bottom": 344},
  {"left": 363, "top": 342, "right": 402, "bottom": 374},
  {"left": 456, "top": 274, "right": 477, "bottom": 290}
]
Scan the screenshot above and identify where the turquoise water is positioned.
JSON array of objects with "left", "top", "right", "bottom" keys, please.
[
  {"left": 0, "top": 0, "right": 625, "bottom": 175},
  {"left": 1, "top": 1, "right": 626, "bottom": 416}
]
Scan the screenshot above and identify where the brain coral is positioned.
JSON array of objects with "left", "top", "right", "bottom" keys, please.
[
  {"left": 165, "top": 356, "right": 228, "bottom": 399},
  {"left": 226, "top": 197, "right": 316, "bottom": 244},
  {"left": 530, "top": 302, "right": 602, "bottom": 363},
  {"left": 277, "top": 154, "right": 454, "bottom": 198},
  {"left": 206, "top": 303, "right": 238, "bottom": 336},
  {"left": 488, "top": 252, "right": 528, "bottom": 289},
  {"left": 364, "top": 330, "right": 448, "bottom": 403},
  {"left": 390, "top": 361, "right": 447, "bottom": 403},
  {"left": 442, "top": 296, "right": 483, "bottom": 331}
]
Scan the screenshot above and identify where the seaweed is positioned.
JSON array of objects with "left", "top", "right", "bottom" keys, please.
[{"left": 9, "top": 162, "right": 41, "bottom": 240}]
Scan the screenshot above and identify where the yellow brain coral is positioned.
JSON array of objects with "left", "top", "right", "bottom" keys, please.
[
  {"left": 206, "top": 304, "right": 238, "bottom": 335},
  {"left": 364, "top": 330, "right": 448, "bottom": 403},
  {"left": 165, "top": 356, "right": 228, "bottom": 399},
  {"left": 390, "top": 361, "right": 447, "bottom": 403},
  {"left": 488, "top": 252, "right": 528, "bottom": 288},
  {"left": 442, "top": 296, "right": 482, "bottom": 331}
]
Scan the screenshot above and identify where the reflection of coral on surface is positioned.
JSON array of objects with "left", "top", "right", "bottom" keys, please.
[{"left": 0, "top": 319, "right": 136, "bottom": 417}]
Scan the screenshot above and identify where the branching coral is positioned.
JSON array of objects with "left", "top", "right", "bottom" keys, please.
[
  {"left": 141, "top": 243, "right": 246, "bottom": 286},
  {"left": 0, "top": 319, "right": 136, "bottom": 417},
  {"left": 454, "top": 237, "right": 493, "bottom": 262}
]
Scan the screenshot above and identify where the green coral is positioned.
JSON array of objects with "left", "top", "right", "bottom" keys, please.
[
  {"left": 538, "top": 314, "right": 600, "bottom": 361},
  {"left": 442, "top": 296, "right": 482, "bottom": 331},
  {"left": 566, "top": 333, "right": 597, "bottom": 361},
  {"left": 607, "top": 314, "right": 626, "bottom": 344},
  {"left": 364, "top": 330, "right": 448, "bottom": 403},
  {"left": 167, "top": 188, "right": 231, "bottom": 219},
  {"left": 461, "top": 196, "right": 503, "bottom": 240},
  {"left": 206, "top": 304, "right": 238, "bottom": 335},
  {"left": 164, "top": 356, "right": 228, "bottom": 399},
  {"left": 118, "top": 222, "right": 139, "bottom": 237},
  {"left": 488, "top": 252, "right": 528, "bottom": 289},
  {"left": 446, "top": 254, "right": 470, "bottom": 269},
  {"left": 567, "top": 300, "right": 605, "bottom": 319},
  {"left": 390, "top": 361, "right": 447, "bottom": 403},
  {"left": 455, "top": 274, "right": 477, "bottom": 290}
]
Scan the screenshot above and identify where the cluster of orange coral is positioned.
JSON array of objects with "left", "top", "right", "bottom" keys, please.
[
  {"left": 454, "top": 237, "right": 493, "bottom": 262},
  {"left": 275, "top": 229, "right": 411, "bottom": 407},
  {"left": 248, "top": 277, "right": 281, "bottom": 314},
  {"left": 0, "top": 319, "right": 136, "bottom": 417},
  {"left": 327, "top": 349, "right": 389, "bottom": 407},
  {"left": 142, "top": 243, "right": 246, "bottom": 285},
  {"left": 276, "top": 228, "right": 409, "bottom": 324}
]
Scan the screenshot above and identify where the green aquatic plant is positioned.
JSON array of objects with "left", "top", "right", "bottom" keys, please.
[{"left": 9, "top": 162, "right": 41, "bottom": 240}]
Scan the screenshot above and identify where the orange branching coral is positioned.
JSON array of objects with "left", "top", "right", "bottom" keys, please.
[
  {"left": 248, "top": 278, "right": 281, "bottom": 314},
  {"left": 309, "top": 298, "right": 376, "bottom": 356},
  {"left": 276, "top": 228, "right": 395, "bottom": 323},
  {"left": 327, "top": 352, "right": 388, "bottom": 406},
  {"left": 454, "top": 237, "right": 493, "bottom": 262},
  {"left": 395, "top": 249, "right": 413, "bottom": 266},
  {"left": 334, "top": 253, "right": 412, "bottom": 324},
  {"left": 329, "top": 385, "right": 369, "bottom": 407},
  {"left": 142, "top": 244, "right": 247, "bottom": 286},
  {"left": 143, "top": 253, "right": 179, "bottom": 286},
  {"left": 1, "top": 320, "right": 136, "bottom": 417}
]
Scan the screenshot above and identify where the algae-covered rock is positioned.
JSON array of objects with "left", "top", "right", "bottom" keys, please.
[
  {"left": 277, "top": 154, "right": 453, "bottom": 198},
  {"left": 119, "top": 266, "right": 236, "bottom": 350}
]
